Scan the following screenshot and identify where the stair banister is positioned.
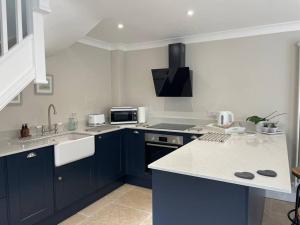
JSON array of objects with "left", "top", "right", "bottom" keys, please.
[
  {"left": 0, "top": 0, "right": 51, "bottom": 111},
  {"left": 16, "top": 0, "right": 23, "bottom": 44},
  {"left": 0, "top": 0, "right": 8, "bottom": 55},
  {"left": 32, "top": 0, "right": 50, "bottom": 83}
]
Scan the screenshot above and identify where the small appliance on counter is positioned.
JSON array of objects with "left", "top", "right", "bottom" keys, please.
[
  {"left": 88, "top": 114, "right": 105, "bottom": 127},
  {"left": 138, "top": 107, "right": 147, "bottom": 124},
  {"left": 218, "top": 111, "right": 234, "bottom": 128},
  {"left": 110, "top": 107, "right": 138, "bottom": 125}
]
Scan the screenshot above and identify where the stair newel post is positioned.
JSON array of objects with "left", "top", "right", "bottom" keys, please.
[{"left": 32, "top": 0, "right": 51, "bottom": 84}]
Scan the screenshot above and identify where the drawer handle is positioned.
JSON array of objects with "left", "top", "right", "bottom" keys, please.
[
  {"left": 58, "top": 176, "right": 63, "bottom": 181},
  {"left": 191, "top": 135, "right": 198, "bottom": 140},
  {"left": 27, "top": 152, "right": 37, "bottom": 159},
  {"left": 98, "top": 136, "right": 102, "bottom": 139},
  {"left": 133, "top": 131, "right": 139, "bottom": 134}
]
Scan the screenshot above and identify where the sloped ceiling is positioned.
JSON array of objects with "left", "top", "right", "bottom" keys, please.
[
  {"left": 44, "top": 0, "right": 300, "bottom": 54},
  {"left": 44, "top": 0, "right": 103, "bottom": 56}
]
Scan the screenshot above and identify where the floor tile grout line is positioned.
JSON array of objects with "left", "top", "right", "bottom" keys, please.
[
  {"left": 60, "top": 185, "right": 153, "bottom": 225},
  {"left": 77, "top": 185, "right": 136, "bottom": 218},
  {"left": 113, "top": 201, "right": 152, "bottom": 214},
  {"left": 140, "top": 213, "right": 153, "bottom": 225}
]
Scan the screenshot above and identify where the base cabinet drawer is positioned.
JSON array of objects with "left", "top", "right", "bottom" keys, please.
[
  {"left": 7, "top": 146, "right": 54, "bottom": 225},
  {"left": 0, "top": 198, "right": 8, "bottom": 225}
]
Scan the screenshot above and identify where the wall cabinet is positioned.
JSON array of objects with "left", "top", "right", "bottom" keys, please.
[
  {"left": 124, "top": 129, "right": 145, "bottom": 177},
  {"left": 7, "top": 146, "right": 54, "bottom": 225},
  {"left": 95, "top": 131, "right": 124, "bottom": 189},
  {"left": 55, "top": 156, "right": 96, "bottom": 210}
]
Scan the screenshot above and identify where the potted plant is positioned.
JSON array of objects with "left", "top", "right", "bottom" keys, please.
[{"left": 246, "top": 111, "right": 286, "bottom": 133}]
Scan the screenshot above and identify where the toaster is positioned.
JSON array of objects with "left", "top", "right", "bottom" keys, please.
[{"left": 88, "top": 114, "right": 105, "bottom": 127}]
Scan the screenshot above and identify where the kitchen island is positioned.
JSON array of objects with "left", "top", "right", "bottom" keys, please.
[{"left": 149, "top": 133, "right": 291, "bottom": 225}]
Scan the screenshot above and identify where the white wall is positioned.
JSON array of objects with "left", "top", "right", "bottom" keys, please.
[
  {"left": 0, "top": 43, "right": 111, "bottom": 131},
  {"left": 111, "top": 50, "right": 125, "bottom": 106},
  {"left": 0, "top": 30, "right": 299, "bottom": 167},
  {"left": 123, "top": 31, "right": 300, "bottom": 166}
]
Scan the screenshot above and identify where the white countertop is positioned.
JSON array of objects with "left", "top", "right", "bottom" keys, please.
[
  {"left": 0, "top": 124, "right": 205, "bottom": 158},
  {"left": 149, "top": 133, "right": 291, "bottom": 193}
]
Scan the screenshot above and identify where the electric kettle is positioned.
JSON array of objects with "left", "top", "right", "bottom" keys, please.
[{"left": 218, "top": 111, "right": 234, "bottom": 128}]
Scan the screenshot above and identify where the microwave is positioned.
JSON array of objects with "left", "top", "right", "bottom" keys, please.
[{"left": 110, "top": 107, "right": 138, "bottom": 125}]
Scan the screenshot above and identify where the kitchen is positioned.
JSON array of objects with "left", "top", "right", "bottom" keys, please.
[{"left": 0, "top": 1, "right": 299, "bottom": 225}]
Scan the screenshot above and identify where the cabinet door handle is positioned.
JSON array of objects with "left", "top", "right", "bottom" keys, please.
[
  {"left": 98, "top": 136, "right": 102, "bottom": 140},
  {"left": 191, "top": 135, "right": 198, "bottom": 140},
  {"left": 133, "top": 131, "right": 139, "bottom": 134},
  {"left": 27, "top": 152, "right": 37, "bottom": 159},
  {"left": 58, "top": 176, "right": 63, "bottom": 181}
]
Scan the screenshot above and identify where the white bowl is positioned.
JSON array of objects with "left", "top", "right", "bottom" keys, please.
[{"left": 268, "top": 127, "right": 278, "bottom": 134}]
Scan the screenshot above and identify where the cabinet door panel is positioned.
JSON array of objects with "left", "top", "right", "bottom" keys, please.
[
  {"left": 0, "top": 198, "right": 8, "bottom": 225},
  {"left": 0, "top": 158, "right": 6, "bottom": 198},
  {"left": 124, "top": 130, "right": 145, "bottom": 177},
  {"left": 96, "top": 131, "right": 123, "bottom": 189},
  {"left": 55, "top": 156, "right": 96, "bottom": 210},
  {"left": 7, "top": 146, "right": 54, "bottom": 225}
]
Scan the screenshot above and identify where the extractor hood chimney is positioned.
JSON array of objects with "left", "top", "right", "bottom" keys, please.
[{"left": 169, "top": 43, "right": 186, "bottom": 69}]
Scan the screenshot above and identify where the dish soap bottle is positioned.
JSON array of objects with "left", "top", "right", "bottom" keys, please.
[{"left": 68, "top": 113, "right": 78, "bottom": 131}]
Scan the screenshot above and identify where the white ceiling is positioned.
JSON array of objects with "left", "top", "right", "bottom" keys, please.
[
  {"left": 44, "top": 0, "right": 300, "bottom": 54},
  {"left": 44, "top": 0, "right": 102, "bottom": 55}
]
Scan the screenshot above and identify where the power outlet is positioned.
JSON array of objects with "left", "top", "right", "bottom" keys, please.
[{"left": 207, "top": 111, "right": 218, "bottom": 118}]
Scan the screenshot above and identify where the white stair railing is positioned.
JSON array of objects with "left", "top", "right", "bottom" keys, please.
[
  {"left": 0, "top": 0, "right": 9, "bottom": 55},
  {"left": 0, "top": 0, "right": 50, "bottom": 111}
]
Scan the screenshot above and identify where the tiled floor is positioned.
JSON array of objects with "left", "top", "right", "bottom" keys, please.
[
  {"left": 262, "top": 198, "right": 294, "bottom": 225},
  {"left": 60, "top": 184, "right": 294, "bottom": 225},
  {"left": 60, "top": 184, "right": 152, "bottom": 225}
]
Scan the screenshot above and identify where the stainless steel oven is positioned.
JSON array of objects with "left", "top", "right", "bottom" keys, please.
[
  {"left": 145, "top": 133, "right": 183, "bottom": 173},
  {"left": 110, "top": 107, "right": 138, "bottom": 125}
]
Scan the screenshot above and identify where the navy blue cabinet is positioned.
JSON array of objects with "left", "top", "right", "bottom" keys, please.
[
  {"left": 95, "top": 131, "right": 124, "bottom": 189},
  {"left": 0, "top": 158, "right": 6, "bottom": 198},
  {"left": 0, "top": 198, "right": 8, "bottom": 225},
  {"left": 0, "top": 158, "right": 8, "bottom": 225},
  {"left": 7, "top": 146, "right": 54, "bottom": 225},
  {"left": 183, "top": 133, "right": 202, "bottom": 144},
  {"left": 55, "top": 156, "right": 96, "bottom": 210},
  {"left": 124, "top": 129, "right": 145, "bottom": 177}
]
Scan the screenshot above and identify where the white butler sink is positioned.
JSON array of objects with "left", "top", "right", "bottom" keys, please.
[{"left": 54, "top": 133, "right": 95, "bottom": 167}]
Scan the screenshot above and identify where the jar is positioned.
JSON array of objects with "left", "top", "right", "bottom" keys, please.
[{"left": 68, "top": 113, "right": 78, "bottom": 131}]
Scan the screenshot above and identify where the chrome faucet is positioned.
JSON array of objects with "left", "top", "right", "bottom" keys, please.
[{"left": 48, "top": 104, "right": 57, "bottom": 132}]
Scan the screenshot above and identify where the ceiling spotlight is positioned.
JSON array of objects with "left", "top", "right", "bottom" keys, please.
[
  {"left": 118, "top": 23, "right": 124, "bottom": 29},
  {"left": 187, "top": 10, "right": 194, "bottom": 17}
]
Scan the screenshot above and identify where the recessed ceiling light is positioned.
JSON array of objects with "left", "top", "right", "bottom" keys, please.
[
  {"left": 187, "top": 10, "right": 194, "bottom": 17},
  {"left": 118, "top": 23, "right": 124, "bottom": 29}
]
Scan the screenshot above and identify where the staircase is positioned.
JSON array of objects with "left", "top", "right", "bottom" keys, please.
[{"left": 0, "top": 0, "right": 50, "bottom": 111}]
